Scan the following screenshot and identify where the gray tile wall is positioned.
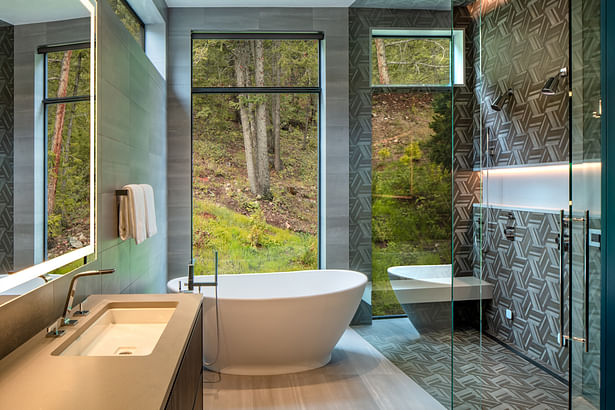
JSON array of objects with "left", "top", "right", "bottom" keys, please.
[
  {"left": 95, "top": 0, "right": 167, "bottom": 296},
  {"left": 166, "top": 7, "right": 349, "bottom": 280},
  {"left": 0, "top": 25, "right": 13, "bottom": 273},
  {"left": 0, "top": 0, "right": 168, "bottom": 359}
]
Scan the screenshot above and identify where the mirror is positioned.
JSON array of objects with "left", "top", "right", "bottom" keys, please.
[{"left": 0, "top": 0, "right": 96, "bottom": 296}]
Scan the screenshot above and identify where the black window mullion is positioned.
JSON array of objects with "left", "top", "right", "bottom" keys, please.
[
  {"left": 44, "top": 95, "right": 90, "bottom": 105},
  {"left": 192, "top": 32, "right": 324, "bottom": 40},
  {"left": 191, "top": 87, "right": 321, "bottom": 95},
  {"left": 372, "top": 35, "right": 451, "bottom": 39},
  {"left": 38, "top": 42, "right": 90, "bottom": 55}
]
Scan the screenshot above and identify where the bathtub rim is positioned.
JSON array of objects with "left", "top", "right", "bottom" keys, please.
[{"left": 167, "top": 269, "right": 368, "bottom": 302}]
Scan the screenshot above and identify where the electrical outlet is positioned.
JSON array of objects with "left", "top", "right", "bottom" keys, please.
[{"left": 505, "top": 309, "right": 513, "bottom": 320}]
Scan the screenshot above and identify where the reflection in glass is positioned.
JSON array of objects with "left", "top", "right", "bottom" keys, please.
[
  {"left": 46, "top": 49, "right": 91, "bottom": 98},
  {"left": 371, "top": 91, "right": 452, "bottom": 316},
  {"left": 45, "top": 47, "right": 91, "bottom": 261},
  {"left": 108, "top": 0, "right": 145, "bottom": 49}
]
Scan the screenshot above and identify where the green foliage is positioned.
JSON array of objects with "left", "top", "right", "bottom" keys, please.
[
  {"left": 422, "top": 92, "right": 452, "bottom": 170},
  {"left": 400, "top": 142, "right": 422, "bottom": 171},
  {"left": 377, "top": 147, "right": 391, "bottom": 161},
  {"left": 249, "top": 207, "right": 268, "bottom": 248},
  {"left": 47, "top": 214, "right": 62, "bottom": 239}
]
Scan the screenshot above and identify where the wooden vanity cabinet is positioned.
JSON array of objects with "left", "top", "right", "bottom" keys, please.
[{"left": 165, "top": 304, "right": 203, "bottom": 410}]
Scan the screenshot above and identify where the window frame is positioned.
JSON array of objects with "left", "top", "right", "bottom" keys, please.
[
  {"left": 41, "top": 42, "right": 91, "bottom": 260},
  {"left": 190, "top": 32, "right": 323, "bottom": 269},
  {"left": 370, "top": 29, "right": 465, "bottom": 88}
]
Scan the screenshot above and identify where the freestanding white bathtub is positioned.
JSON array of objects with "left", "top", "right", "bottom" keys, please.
[{"left": 167, "top": 269, "right": 367, "bottom": 375}]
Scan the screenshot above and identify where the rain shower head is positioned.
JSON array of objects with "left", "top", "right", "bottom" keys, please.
[
  {"left": 542, "top": 68, "right": 568, "bottom": 95},
  {"left": 490, "top": 88, "right": 514, "bottom": 112}
]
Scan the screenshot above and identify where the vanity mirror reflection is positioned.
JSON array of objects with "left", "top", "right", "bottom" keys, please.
[{"left": 0, "top": 0, "right": 96, "bottom": 297}]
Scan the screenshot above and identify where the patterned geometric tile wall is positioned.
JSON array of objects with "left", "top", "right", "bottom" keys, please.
[
  {"left": 473, "top": 206, "right": 569, "bottom": 378},
  {"left": 348, "top": 7, "right": 477, "bottom": 323},
  {"left": 471, "top": 0, "right": 570, "bottom": 168},
  {"left": 452, "top": 7, "right": 480, "bottom": 278},
  {"left": 0, "top": 24, "right": 13, "bottom": 273},
  {"left": 348, "top": 7, "right": 452, "bottom": 324},
  {"left": 350, "top": 0, "right": 471, "bottom": 9}
]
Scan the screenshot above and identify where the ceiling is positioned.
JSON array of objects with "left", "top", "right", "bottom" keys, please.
[
  {"left": 0, "top": 0, "right": 469, "bottom": 26},
  {"left": 165, "top": 0, "right": 467, "bottom": 8},
  {"left": 0, "top": 0, "right": 90, "bottom": 25},
  {"left": 166, "top": 0, "right": 354, "bottom": 6}
]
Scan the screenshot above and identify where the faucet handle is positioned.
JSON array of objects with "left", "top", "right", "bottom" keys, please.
[
  {"left": 46, "top": 318, "right": 65, "bottom": 338},
  {"left": 73, "top": 301, "right": 89, "bottom": 316}
]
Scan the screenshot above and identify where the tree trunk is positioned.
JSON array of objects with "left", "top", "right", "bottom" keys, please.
[
  {"left": 410, "top": 135, "right": 414, "bottom": 194},
  {"left": 233, "top": 44, "right": 258, "bottom": 195},
  {"left": 303, "top": 95, "right": 312, "bottom": 149},
  {"left": 374, "top": 39, "right": 390, "bottom": 85},
  {"left": 47, "top": 50, "right": 72, "bottom": 215},
  {"left": 254, "top": 40, "right": 270, "bottom": 197},
  {"left": 61, "top": 51, "right": 84, "bottom": 191},
  {"left": 272, "top": 43, "right": 282, "bottom": 171}
]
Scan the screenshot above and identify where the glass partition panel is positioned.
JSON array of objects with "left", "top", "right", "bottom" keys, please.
[
  {"left": 348, "top": 2, "right": 453, "bottom": 409},
  {"left": 570, "top": 0, "right": 602, "bottom": 408}
]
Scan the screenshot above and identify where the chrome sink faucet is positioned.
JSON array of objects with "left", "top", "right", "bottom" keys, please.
[{"left": 47, "top": 269, "right": 115, "bottom": 337}]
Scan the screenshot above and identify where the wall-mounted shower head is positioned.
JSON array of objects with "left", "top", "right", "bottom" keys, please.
[
  {"left": 490, "top": 88, "right": 514, "bottom": 112},
  {"left": 542, "top": 68, "right": 568, "bottom": 95}
]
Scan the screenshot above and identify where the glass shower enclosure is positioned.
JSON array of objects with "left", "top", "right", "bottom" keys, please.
[{"left": 467, "top": 0, "right": 603, "bottom": 408}]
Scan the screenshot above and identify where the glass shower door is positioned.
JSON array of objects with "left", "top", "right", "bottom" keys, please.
[{"left": 569, "top": 0, "right": 602, "bottom": 408}]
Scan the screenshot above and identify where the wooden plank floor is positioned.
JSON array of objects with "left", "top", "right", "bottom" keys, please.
[{"left": 203, "top": 328, "right": 445, "bottom": 409}]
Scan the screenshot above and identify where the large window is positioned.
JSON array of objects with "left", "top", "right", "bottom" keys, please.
[
  {"left": 191, "top": 34, "right": 321, "bottom": 276},
  {"left": 108, "top": 0, "right": 145, "bottom": 49},
  {"left": 42, "top": 44, "right": 91, "bottom": 260}
]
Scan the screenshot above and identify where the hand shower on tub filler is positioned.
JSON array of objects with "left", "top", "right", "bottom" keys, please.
[
  {"left": 181, "top": 252, "right": 221, "bottom": 373},
  {"left": 185, "top": 251, "right": 218, "bottom": 292}
]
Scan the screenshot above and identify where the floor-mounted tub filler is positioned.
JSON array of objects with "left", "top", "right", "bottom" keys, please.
[{"left": 168, "top": 269, "right": 367, "bottom": 375}]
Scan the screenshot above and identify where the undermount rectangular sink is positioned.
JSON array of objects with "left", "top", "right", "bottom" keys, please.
[{"left": 57, "top": 304, "right": 176, "bottom": 357}]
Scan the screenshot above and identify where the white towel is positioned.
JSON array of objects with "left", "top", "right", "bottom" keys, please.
[
  {"left": 119, "top": 184, "right": 147, "bottom": 245},
  {"left": 140, "top": 184, "right": 157, "bottom": 238}
]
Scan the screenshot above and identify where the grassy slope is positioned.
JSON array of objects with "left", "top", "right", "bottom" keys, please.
[{"left": 192, "top": 199, "right": 316, "bottom": 276}]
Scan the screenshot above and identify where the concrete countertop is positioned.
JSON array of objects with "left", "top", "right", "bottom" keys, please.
[{"left": 0, "top": 293, "right": 203, "bottom": 410}]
